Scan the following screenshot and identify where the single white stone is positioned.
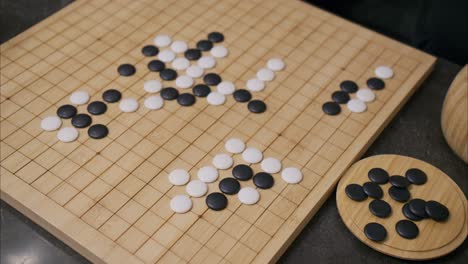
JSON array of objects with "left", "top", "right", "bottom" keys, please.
[
  {"left": 154, "top": 34, "right": 171, "bottom": 47},
  {"left": 170, "top": 195, "right": 192, "bottom": 213},
  {"left": 261, "top": 157, "right": 282, "bottom": 174},
  {"left": 225, "top": 138, "right": 245, "bottom": 154},
  {"left": 256, "top": 68, "right": 275, "bottom": 81},
  {"left": 186, "top": 180, "right": 208, "bottom": 197},
  {"left": 119, "top": 98, "right": 139, "bottom": 112},
  {"left": 356, "top": 88, "right": 376, "bottom": 102},
  {"left": 375, "top": 66, "right": 394, "bottom": 79},
  {"left": 212, "top": 154, "right": 233, "bottom": 169},
  {"left": 186, "top": 65, "right": 204, "bottom": 78},
  {"left": 242, "top": 147, "right": 263, "bottom": 164},
  {"left": 267, "top": 58, "right": 285, "bottom": 71},
  {"left": 69, "top": 90, "right": 89, "bottom": 105},
  {"left": 57, "top": 127, "right": 79, "bottom": 142},
  {"left": 41, "top": 116, "right": 62, "bottom": 131},
  {"left": 347, "top": 99, "right": 367, "bottom": 113},
  {"left": 206, "top": 92, "right": 226, "bottom": 105},
  {"left": 238, "top": 187, "right": 260, "bottom": 205},
  {"left": 246, "top": 78, "right": 265, "bottom": 92},
  {"left": 281, "top": 167, "right": 303, "bottom": 184},
  {"left": 172, "top": 57, "right": 190, "bottom": 70},
  {"left": 143, "top": 80, "right": 162, "bottom": 93},
  {"left": 210, "top": 45, "right": 228, "bottom": 58},
  {"left": 170, "top": 40, "right": 188, "bottom": 53},
  {"left": 216, "top": 81, "right": 236, "bottom": 95},
  {"left": 168, "top": 169, "right": 190, "bottom": 186},
  {"left": 197, "top": 56, "right": 216, "bottom": 69},
  {"left": 175, "top": 75, "right": 194, "bottom": 89},
  {"left": 197, "top": 166, "right": 218, "bottom": 183},
  {"left": 144, "top": 95, "right": 164, "bottom": 110},
  {"left": 158, "top": 49, "right": 176, "bottom": 62}
]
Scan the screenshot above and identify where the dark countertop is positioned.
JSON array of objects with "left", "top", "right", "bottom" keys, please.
[{"left": 1, "top": 1, "right": 466, "bottom": 263}]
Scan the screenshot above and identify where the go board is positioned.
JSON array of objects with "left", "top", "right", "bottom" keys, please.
[{"left": 0, "top": 0, "right": 436, "bottom": 263}]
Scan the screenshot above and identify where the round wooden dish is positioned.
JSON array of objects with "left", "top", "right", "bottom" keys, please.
[{"left": 336, "top": 155, "right": 467, "bottom": 260}]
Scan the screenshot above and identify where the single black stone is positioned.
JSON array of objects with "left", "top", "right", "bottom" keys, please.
[
  {"left": 367, "top": 77, "right": 385, "bottom": 90},
  {"left": 331, "top": 91, "right": 350, "bottom": 104},
  {"left": 368, "top": 168, "right": 389, "bottom": 184},
  {"left": 402, "top": 203, "right": 423, "bottom": 221},
  {"left": 232, "top": 164, "right": 253, "bottom": 181},
  {"left": 253, "top": 172, "right": 274, "bottom": 189},
  {"left": 364, "top": 222, "right": 387, "bottom": 242},
  {"left": 102, "top": 89, "right": 121, "bottom": 103},
  {"left": 141, "top": 45, "right": 159, "bottom": 56},
  {"left": 148, "top": 60, "right": 165, "bottom": 72},
  {"left": 233, "top": 89, "right": 252, "bottom": 102},
  {"left": 345, "top": 184, "right": 367, "bottom": 202},
  {"left": 160, "top": 69, "right": 177, "bottom": 81},
  {"left": 117, "top": 63, "right": 136, "bottom": 76},
  {"left": 57, "top": 104, "right": 77, "bottom": 119},
  {"left": 203, "top": 73, "right": 222, "bottom": 86},
  {"left": 388, "top": 186, "right": 410, "bottom": 202},
  {"left": 362, "top": 182, "right": 383, "bottom": 199},
  {"left": 177, "top": 93, "right": 196, "bottom": 106},
  {"left": 395, "top": 220, "right": 419, "bottom": 239},
  {"left": 219, "top": 178, "right": 241, "bottom": 195},
  {"left": 160, "top": 87, "right": 179, "bottom": 100},
  {"left": 184, "top": 49, "right": 202, "bottom": 60},
  {"left": 369, "top": 200, "right": 392, "bottom": 218},
  {"left": 196, "top": 40, "right": 213, "bottom": 51},
  {"left": 340, "top": 80, "right": 358, "bottom": 93},
  {"left": 248, "top": 100, "right": 267, "bottom": 113},
  {"left": 405, "top": 168, "right": 427, "bottom": 185},
  {"left": 389, "top": 175, "right": 410, "bottom": 188},
  {"left": 408, "top": 199, "right": 428, "bottom": 218},
  {"left": 208, "top": 32, "right": 224, "bottom": 43},
  {"left": 71, "top": 113, "right": 92, "bottom": 128},
  {"left": 206, "top": 192, "right": 228, "bottom": 211},
  {"left": 87, "top": 101, "right": 107, "bottom": 115},
  {"left": 322, "top": 101, "right": 341, "bottom": 115},
  {"left": 88, "top": 124, "right": 108, "bottom": 139},
  {"left": 425, "top": 200, "right": 449, "bottom": 222},
  {"left": 192, "top": 84, "right": 211, "bottom": 97}
]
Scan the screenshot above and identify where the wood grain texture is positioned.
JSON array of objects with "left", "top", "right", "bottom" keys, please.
[{"left": 1, "top": 0, "right": 435, "bottom": 263}]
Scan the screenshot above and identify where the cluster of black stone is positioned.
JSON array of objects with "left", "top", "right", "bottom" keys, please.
[
  {"left": 206, "top": 164, "right": 274, "bottom": 211},
  {"left": 345, "top": 168, "right": 449, "bottom": 242}
]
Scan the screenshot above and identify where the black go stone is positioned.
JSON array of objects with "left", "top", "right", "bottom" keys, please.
[
  {"left": 362, "top": 182, "right": 383, "bottom": 199},
  {"left": 389, "top": 175, "right": 410, "bottom": 188},
  {"left": 395, "top": 220, "right": 419, "bottom": 239},
  {"left": 322, "top": 101, "right": 341, "bottom": 115},
  {"left": 160, "top": 69, "right": 177, "bottom": 81},
  {"left": 88, "top": 124, "right": 108, "bottom": 139},
  {"left": 208, "top": 32, "right": 224, "bottom": 43},
  {"left": 233, "top": 89, "right": 252, "bottom": 102},
  {"left": 364, "top": 222, "right": 387, "bottom": 242},
  {"left": 388, "top": 186, "right": 410, "bottom": 202},
  {"left": 368, "top": 168, "right": 389, "bottom": 184},
  {"left": 102, "top": 89, "right": 121, "bottom": 103},
  {"left": 141, "top": 45, "right": 159, "bottom": 56},
  {"left": 184, "top": 49, "right": 202, "bottom": 60},
  {"left": 192, "top": 84, "right": 211, "bottom": 97},
  {"left": 57, "top": 104, "right": 77, "bottom": 119},
  {"left": 117, "top": 63, "right": 136, "bottom": 76},
  {"left": 369, "top": 200, "right": 392, "bottom": 218},
  {"left": 206, "top": 192, "right": 228, "bottom": 211},
  {"left": 340, "top": 80, "right": 358, "bottom": 93},
  {"left": 253, "top": 172, "right": 274, "bottom": 189},
  {"left": 196, "top": 40, "right": 213, "bottom": 51},
  {"left": 402, "top": 203, "right": 423, "bottom": 221},
  {"left": 160, "top": 88, "right": 179, "bottom": 100},
  {"left": 345, "top": 184, "right": 367, "bottom": 202},
  {"left": 203, "top": 73, "right": 222, "bottom": 86},
  {"left": 177, "top": 93, "right": 196, "bottom": 106},
  {"left": 367, "top": 77, "right": 385, "bottom": 90},
  {"left": 148, "top": 60, "right": 165, "bottom": 72},
  {"left": 331, "top": 91, "right": 350, "bottom": 104},
  {"left": 408, "top": 199, "right": 428, "bottom": 218},
  {"left": 219, "top": 178, "right": 241, "bottom": 195},
  {"left": 425, "top": 200, "right": 450, "bottom": 222},
  {"left": 87, "top": 101, "right": 107, "bottom": 115},
  {"left": 71, "top": 114, "right": 92, "bottom": 128},
  {"left": 405, "top": 168, "right": 427, "bottom": 185},
  {"left": 232, "top": 164, "right": 253, "bottom": 181},
  {"left": 248, "top": 100, "right": 267, "bottom": 114}
]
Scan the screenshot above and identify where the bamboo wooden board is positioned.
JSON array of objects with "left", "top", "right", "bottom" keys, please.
[
  {"left": 336, "top": 155, "right": 467, "bottom": 260},
  {"left": 0, "top": 0, "right": 436, "bottom": 263}
]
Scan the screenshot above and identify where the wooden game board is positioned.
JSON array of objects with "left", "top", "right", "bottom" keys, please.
[{"left": 0, "top": 0, "right": 436, "bottom": 263}]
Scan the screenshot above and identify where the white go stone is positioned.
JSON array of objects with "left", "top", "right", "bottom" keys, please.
[
  {"left": 186, "top": 180, "right": 208, "bottom": 197},
  {"left": 225, "top": 138, "right": 245, "bottom": 154},
  {"left": 261, "top": 157, "right": 282, "bottom": 174},
  {"left": 144, "top": 80, "right": 162, "bottom": 93},
  {"left": 281, "top": 167, "right": 303, "bottom": 184},
  {"left": 246, "top": 78, "right": 265, "bottom": 92},
  {"left": 175, "top": 75, "right": 194, "bottom": 89},
  {"left": 172, "top": 57, "right": 190, "bottom": 70},
  {"left": 375, "top": 66, "right": 394, "bottom": 79},
  {"left": 207, "top": 92, "right": 226, "bottom": 105},
  {"left": 238, "top": 187, "right": 260, "bottom": 205},
  {"left": 170, "top": 40, "right": 188, "bottom": 53},
  {"left": 144, "top": 95, "right": 164, "bottom": 110},
  {"left": 216, "top": 81, "right": 236, "bottom": 95},
  {"left": 154, "top": 34, "right": 171, "bottom": 47},
  {"left": 256, "top": 68, "right": 275, "bottom": 81},
  {"left": 356, "top": 88, "right": 376, "bottom": 102},
  {"left": 210, "top": 45, "right": 228, "bottom": 58},
  {"left": 170, "top": 195, "right": 192, "bottom": 213},
  {"left": 41, "top": 116, "right": 62, "bottom": 131},
  {"left": 119, "top": 98, "right": 139, "bottom": 112},
  {"left": 69, "top": 90, "right": 89, "bottom": 105},
  {"left": 186, "top": 65, "right": 204, "bottom": 78},
  {"left": 242, "top": 147, "right": 263, "bottom": 164},
  {"left": 158, "top": 49, "right": 176, "bottom": 62},
  {"left": 347, "top": 99, "right": 367, "bottom": 113},
  {"left": 212, "top": 154, "right": 233, "bottom": 169},
  {"left": 197, "top": 166, "right": 218, "bottom": 183},
  {"left": 267, "top": 58, "right": 285, "bottom": 71},
  {"left": 198, "top": 56, "right": 216, "bottom": 69},
  {"left": 57, "top": 127, "right": 79, "bottom": 143},
  {"left": 168, "top": 169, "right": 190, "bottom": 186}
]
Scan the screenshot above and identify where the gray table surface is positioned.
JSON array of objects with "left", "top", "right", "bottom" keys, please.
[{"left": 1, "top": 1, "right": 467, "bottom": 263}]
